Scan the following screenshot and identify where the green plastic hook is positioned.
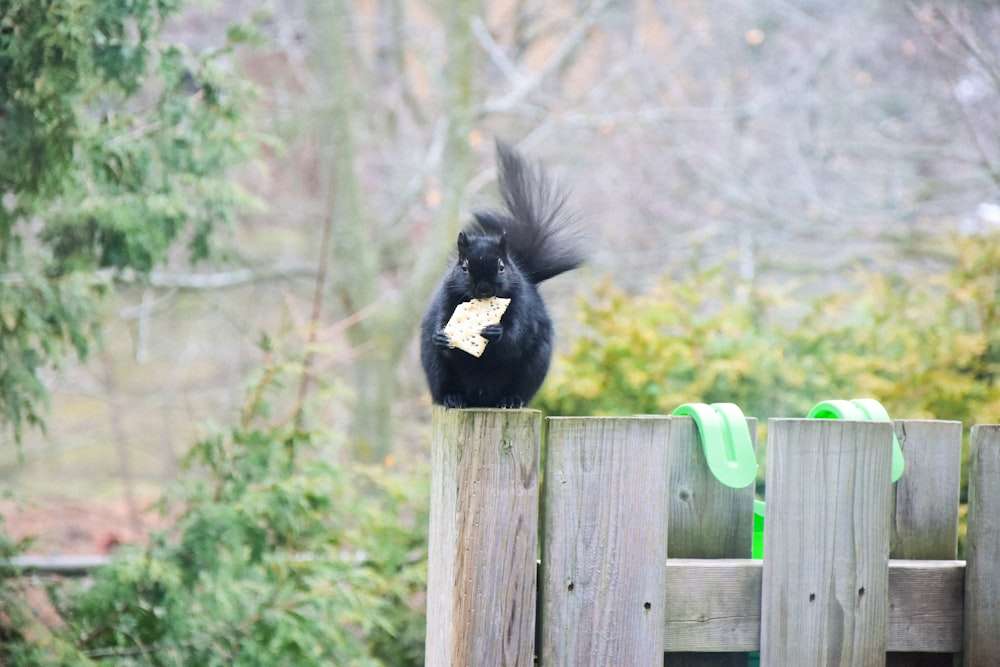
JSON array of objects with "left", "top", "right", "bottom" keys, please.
[
  {"left": 673, "top": 402, "right": 758, "bottom": 489},
  {"left": 806, "top": 398, "right": 905, "bottom": 482}
]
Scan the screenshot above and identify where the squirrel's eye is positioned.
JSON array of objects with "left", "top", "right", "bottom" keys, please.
[
  {"left": 497, "top": 259, "right": 505, "bottom": 272},
  {"left": 460, "top": 259, "right": 469, "bottom": 273}
]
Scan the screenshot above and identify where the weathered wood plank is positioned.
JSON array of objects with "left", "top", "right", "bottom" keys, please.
[
  {"left": 540, "top": 416, "right": 671, "bottom": 666},
  {"left": 887, "top": 560, "right": 964, "bottom": 653},
  {"left": 424, "top": 412, "right": 972, "bottom": 663},
  {"left": 761, "top": 419, "right": 893, "bottom": 666},
  {"left": 662, "top": 559, "right": 964, "bottom": 653},
  {"left": 964, "top": 424, "right": 1000, "bottom": 666},
  {"left": 664, "top": 559, "right": 762, "bottom": 652},
  {"left": 9, "top": 554, "right": 111, "bottom": 576},
  {"left": 890, "top": 420, "right": 963, "bottom": 560},
  {"left": 667, "top": 416, "right": 757, "bottom": 559},
  {"left": 425, "top": 408, "right": 541, "bottom": 667},
  {"left": 665, "top": 416, "right": 756, "bottom": 666},
  {"left": 887, "top": 420, "right": 963, "bottom": 667}
]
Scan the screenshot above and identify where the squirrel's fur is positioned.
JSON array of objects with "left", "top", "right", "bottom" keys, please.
[{"left": 420, "top": 141, "right": 585, "bottom": 408}]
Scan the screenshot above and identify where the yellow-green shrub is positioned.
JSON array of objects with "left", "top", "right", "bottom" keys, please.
[{"left": 537, "top": 234, "right": 1000, "bottom": 430}]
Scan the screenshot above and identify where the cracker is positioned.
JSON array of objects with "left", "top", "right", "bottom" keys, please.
[{"left": 443, "top": 297, "right": 511, "bottom": 357}]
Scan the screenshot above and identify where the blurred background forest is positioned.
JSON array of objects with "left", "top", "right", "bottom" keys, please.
[
  {"left": 5, "top": 0, "right": 1000, "bottom": 504},
  {"left": 2, "top": 0, "right": 1000, "bottom": 663}
]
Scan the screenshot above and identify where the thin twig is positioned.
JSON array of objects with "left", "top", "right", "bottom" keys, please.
[
  {"left": 907, "top": 1, "right": 1000, "bottom": 186},
  {"left": 479, "top": 0, "right": 613, "bottom": 116},
  {"left": 293, "top": 204, "right": 335, "bottom": 433}
]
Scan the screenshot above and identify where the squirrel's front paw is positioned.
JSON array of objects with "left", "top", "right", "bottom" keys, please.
[
  {"left": 495, "top": 395, "right": 524, "bottom": 409},
  {"left": 480, "top": 324, "right": 503, "bottom": 342},
  {"left": 433, "top": 330, "right": 454, "bottom": 350}
]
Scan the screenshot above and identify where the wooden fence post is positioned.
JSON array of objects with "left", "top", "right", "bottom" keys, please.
[
  {"left": 425, "top": 408, "right": 541, "bottom": 667},
  {"left": 540, "top": 417, "right": 671, "bottom": 666},
  {"left": 761, "top": 419, "right": 893, "bottom": 666},
  {"left": 964, "top": 424, "right": 1000, "bottom": 665},
  {"left": 664, "top": 416, "right": 757, "bottom": 666}
]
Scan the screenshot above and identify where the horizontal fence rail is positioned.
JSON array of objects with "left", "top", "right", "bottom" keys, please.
[
  {"left": 7, "top": 555, "right": 111, "bottom": 576},
  {"left": 426, "top": 408, "right": 1000, "bottom": 667}
]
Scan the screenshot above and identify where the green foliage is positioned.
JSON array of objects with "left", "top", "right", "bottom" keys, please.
[
  {"left": 0, "top": 514, "right": 41, "bottom": 652},
  {"left": 537, "top": 234, "right": 1000, "bottom": 430},
  {"left": 0, "top": 0, "right": 259, "bottom": 443},
  {"left": 0, "top": 271, "right": 100, "bottom": 440},
  {"left": 0, "top": 362, "right": 429, "bottom": 666},
  {"left": 537, "top": 268, "right": 806, "bottom": 419}
]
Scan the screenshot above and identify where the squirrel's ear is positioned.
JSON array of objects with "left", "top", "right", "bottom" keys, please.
[
  {"left": 498, "top": 231, "right": 508, "bottom": 259},
  {"left": 457, "top": 231, "right": 469, "bottom": 258}
]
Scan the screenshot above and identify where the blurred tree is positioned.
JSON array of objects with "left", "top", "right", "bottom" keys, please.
[
  {"left": 307, "top": 0, "right": 478, "bottom": 462},
  {"left": 305, "top": 0, "right": 613, "bottom": 461},
  {"left": 12, "top": 0, "right": 1000, "bottom": 473},
  {"left": 0, "top": 344, "right": 429, "bottom": 665},
  {"left": 0, "top": 0, "right": 258, "bottom": 444},
  {"left": 536, "top": 233, "right": 1000, "bottom": 431},
  {"left": 910, "top": 2, "right": 1000, "bottom": 191}
]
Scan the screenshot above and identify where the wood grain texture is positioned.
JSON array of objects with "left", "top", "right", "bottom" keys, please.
[
  {"left": 425, "top": 408, "right": 541, "bottom": 667},
  {"left": 761, "top": 419, "right": 893, "bottom": 667},
  {"left": 540, "top": 417, "right": 671, "bottom": 666},
  {"left": 665, "top": 416, "right": 756, "bottom": 667},
  {"left": 664, "top": 559, "right": 762, "bottom": 653},
  {"left": 963, "top": 424, "right": 1000, "bottom": 666},
  {"left": 425, "top": 413, "right": 973, "bottom": 664},
  {"left": 887, "top": 420, "right": 963, "bottom": 667},
  {"left": 666, "top": 416, "right": 757, "bottom": 559},
  {"left": 887, "top": 560, "right": 964, "bottom": 653},
  {"left": 662, "top": 559, "right": 964, "bottom": 653},
  {"left": 890, "top": 420, "right": 963, "bottom": 560}
]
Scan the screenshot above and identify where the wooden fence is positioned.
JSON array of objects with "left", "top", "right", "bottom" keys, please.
[{"left": 425, "top": 408, "right": 1000, "bottom": 666}]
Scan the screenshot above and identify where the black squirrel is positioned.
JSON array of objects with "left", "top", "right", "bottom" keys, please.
[{"left": 420, "top": 141, "right": 586, "bottom": 408}]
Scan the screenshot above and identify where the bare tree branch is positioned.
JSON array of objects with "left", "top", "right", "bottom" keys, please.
[
  {"left": 0, "top": 263, "right": 318, "bottom": 289},
  {"left": 908, "top": 1, "right": 1000, "bottom": 186},
  {"left": 480, "top": 0, "right": 613, "bottom": 116},
  {"left": 471, "top": 16, "right": 527, "bottom": 87}
]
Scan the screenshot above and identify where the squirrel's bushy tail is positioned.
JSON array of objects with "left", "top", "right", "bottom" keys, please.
[{"left": 472, "top": 141, "right": 586, "bottom": 284}]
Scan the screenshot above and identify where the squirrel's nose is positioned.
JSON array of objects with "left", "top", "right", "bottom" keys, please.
[{"left": 474, "top": 282, "right": 495, "bottom": 299}]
